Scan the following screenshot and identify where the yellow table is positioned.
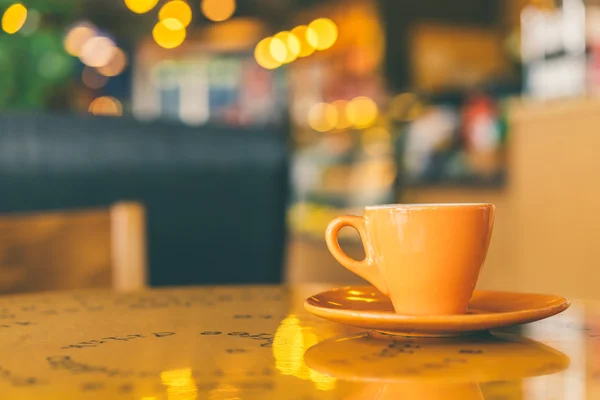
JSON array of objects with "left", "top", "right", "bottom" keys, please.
[{"left": 0, "top": 285, "right": 593, "bottom": 399}]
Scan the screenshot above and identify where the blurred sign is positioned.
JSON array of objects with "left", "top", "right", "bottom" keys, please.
[
  {"left": 521, "top": 0, "right": 587, "bottom": 99},
  {"left": 133, "top": 52, "right": 288, "bottom": 128}
]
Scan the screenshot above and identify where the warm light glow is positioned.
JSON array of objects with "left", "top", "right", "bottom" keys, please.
[
  {"left": 269, "top": 37, "right": 288, "bottom": 63},
  {"left": 97, "top": 48, "right": 128, "bottom": 77},
  {"left": 201, "top": 0, "right": 236, "bottom": 22},
  {"left": 306, "top": 18, "right": 338, "bottom": 51},
  {"left": 347, "top": 96, "right": 378, "bottom": 128},
  {"left": 308, "top": 102, "right": 337, "bottom": 132},
  {"left": 274, "top": 31, "right": 300, "bottom": 63},
  {"left": 2, "top": 3, "right": 27, "bottom": 34},
  {"left": 64, "top": 24, "right": 97, "bottom": 57},
  {"left": 160, "top": 368, "right": 198, "bottom": 400},
  {"left": 159, "top": 0, "right": 192, "bottom": 27},
  {"left": 291, "top": 25, "right": 316, "bottom": 57},
  {"left": 82, "top": 67, "right": 108, "bottom": 89},
  {"left": 273, "top": 315, "right": 336, "bottom": 391},
  {"left": 332, "top": 100, "right": 351, "bottom": 129},
  {"left": 89, "top": 96, "right": 123, "bottom": 116},
  {"left": 79, "top": 36, "right": 117, "bottom": 68},
  {"left": 124, "top": 0, "right": 158, "bottom": 14},
  {"left": 254, "top": 37, "right": 281, "bottom": 70},
  {"left": 153, "top": 18, "right": 186, "bottom": 49}
]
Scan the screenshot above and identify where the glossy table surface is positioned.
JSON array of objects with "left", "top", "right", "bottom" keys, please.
[{"left": 0, "top": 284, "right": 595, "bottom": 399}]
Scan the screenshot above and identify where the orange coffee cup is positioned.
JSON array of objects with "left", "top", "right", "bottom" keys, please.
[{"left": 325, "top": 203, "right": 495, "bottom": 315}]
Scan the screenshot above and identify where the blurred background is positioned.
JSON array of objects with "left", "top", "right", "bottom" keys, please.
[{"left": 0, "top": 0, "right": 598, "bottom": 299}]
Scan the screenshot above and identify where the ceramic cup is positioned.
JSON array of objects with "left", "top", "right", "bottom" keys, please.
[{"left": 325, "top": 203, "right": 495, "bottom": 315}]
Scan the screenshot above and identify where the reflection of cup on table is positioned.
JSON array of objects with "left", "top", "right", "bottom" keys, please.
[
  {"left": 325, "top": 203, "right": 495, "bottom": 315},
  {"left": 304, "top": 331, "right": 569, "bottom": 400}
]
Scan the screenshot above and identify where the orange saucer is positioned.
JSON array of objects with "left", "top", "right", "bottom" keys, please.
[{"left": 304, "top": 286, "right": 570, "bottom": 337}]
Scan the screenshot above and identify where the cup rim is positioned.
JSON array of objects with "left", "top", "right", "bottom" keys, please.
[{"left": 365, "top": 203, "right": 494, "bottom": 210}]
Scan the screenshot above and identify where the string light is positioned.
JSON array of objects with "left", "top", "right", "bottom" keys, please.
[
  {"left": 254, "top": 37, "right": 281, "bottom": 70},
  {"left": 308, "top": 103, "right": 337, "bottom": 132},
  {"left": 159, "top": 0, "right": 192, "bottom": 27},
  {"left": 79, "top": 36, "right": 117, "bottom": 68},
  {"left": 332, "top": 100, "right": 351, "bottom": 129},
  {"left": 291, "top": 25, "right": 315, "bottom": 57},
  {"left": 2, "top": 3, "right": 27, "bottom": 34},
  {"left": 306, "top": 18, "right": 338, "bottom": 51},
  {"left": 347, "top": 96, "right": 378, "bottom": 128},
  {"left": 201, "top": 0, "right": 236, "bottom": 22},
  {"left": 274, "top": 31, "right": 300, "bottom": 64},
  {"left": 89, "top": 96, "right": 123, "bottom": 116},
  {"left": 124, "top": 0, "right": 158, "bottom": 14},
  {"left": 64, "top": 23, "right": 97, "bottom": 57},
  {"left": 153, "top": 18, "right": 186, "bottom": 49},
  {"left": 97, "top": 48, "right": 128, "bottom": 77},
  {"left": 268, "top": 37, "right": 287, "bottom": 64}
]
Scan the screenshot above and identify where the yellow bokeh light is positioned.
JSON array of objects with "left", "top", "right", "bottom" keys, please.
[
  {"left": 290, "top": 25, "right": 315, "bottom": 58},
  {"left": 79, "top": 36, "right": 117, "bottom": 68},
  {"left": 82, "top": 66, "right": 108, "bottom": 89},
  {"left": 254, "top": 37, "right": 281, "bottom": 70},
  {"left": 153, "top": 18, "right": 186, "bottom": 49},
  {"left": 159, "top": 0, "right": 192, "bottom": 28},
  {"left": 89, "top": 96, "right": 123, "bottom": 117},
  {"left": 308, "top": 102, "right": 337, "bottom": 132},
  {"left": 306, "top": 18, "right": 338, "bottom": 51},
  {"left": 161, "top": 368, "right": 198, "bottom": 400},
  {"left": 64, "top": 24, "right": 96, "bottom": 57},
  {"left": 124, "top": 0, "right": 158, "bottom": 14},
  {"left": 273, "top": 315, "right": 336, "bottom": 391},
  {"left": 2, "top": 3, "right": 27, "bottom": 34},
  {"left": 347, "top": 96, "right": 378, "bottom": 128},
  {"left": 269, "top": 37, "right": 287, "bottom": 63},
  {"left": 97, "top": 48, "right": 128, "bottom": 77},
  {"left": 274, "top": 31, "right": 300, "bottom": 63},
  {"left": 332, "top": 100, "right": 351, "bottom": 129},
  {"left": 201, "top": 0, "right": 236, "bottom": 22}
]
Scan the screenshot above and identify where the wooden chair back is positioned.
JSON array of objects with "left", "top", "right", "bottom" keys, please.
[{"left": 0, "top": 202, "right": 146, "bottom": 294}]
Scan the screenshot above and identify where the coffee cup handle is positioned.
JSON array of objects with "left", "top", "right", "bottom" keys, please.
[{"left": 325, "top": 216, "right": 389, "bottom": 296}]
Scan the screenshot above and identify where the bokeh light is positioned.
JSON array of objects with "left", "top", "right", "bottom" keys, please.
[
  {"left": 308, "top": 102, "right": 337, "bottom": 132},
  {"left": 89, "top": 96, "right": 123, "bottom": 116},
  {"left": 2, "top": 3, "right": 27, "bottom": 35},
  {"left": 82, "top": 67, "right": 109, "bottom": 89},
  {"left": 153, "top": 18, "right": 186, "bottom": 49},
  {"left": 124, "top": 0, "right": 159, "bottom": 14},
  {"left": 64, "top": 23, "right": 97, "bottom": 57},
  {"left": 254, "top": 37, "right": 281, "bottom": 70},
  {"left": 306, "top": 18, "right": 338, "bottom": 51},
  {"left": 269, "top": 37, "right": 288, "bottom": 64},
  {"left": 332, "top": 100, "right": 351, "bottom": 129},
  {"left": 201, "top": 0, "right": 236, "bottom": 22},
  {"left": 274, "top": 31, "right": 300, "bottom": 63},
  {"left": 159, "top": 0, "right": 192, "bottom": 28},
  {"left": 160, "top": 368, "right": 198, "bottom": 399},
  {"left": 79, "top": 36, "right": 117, "bottom": 68},
  {"left": 98, "top": 48, "right": 128, "bottom": 77},
  {"left": 347, "top": 96, "right": 378, "bottom": 128},
  {"left": 291, "top": 25, "right": 316, "bottom": 58}
]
